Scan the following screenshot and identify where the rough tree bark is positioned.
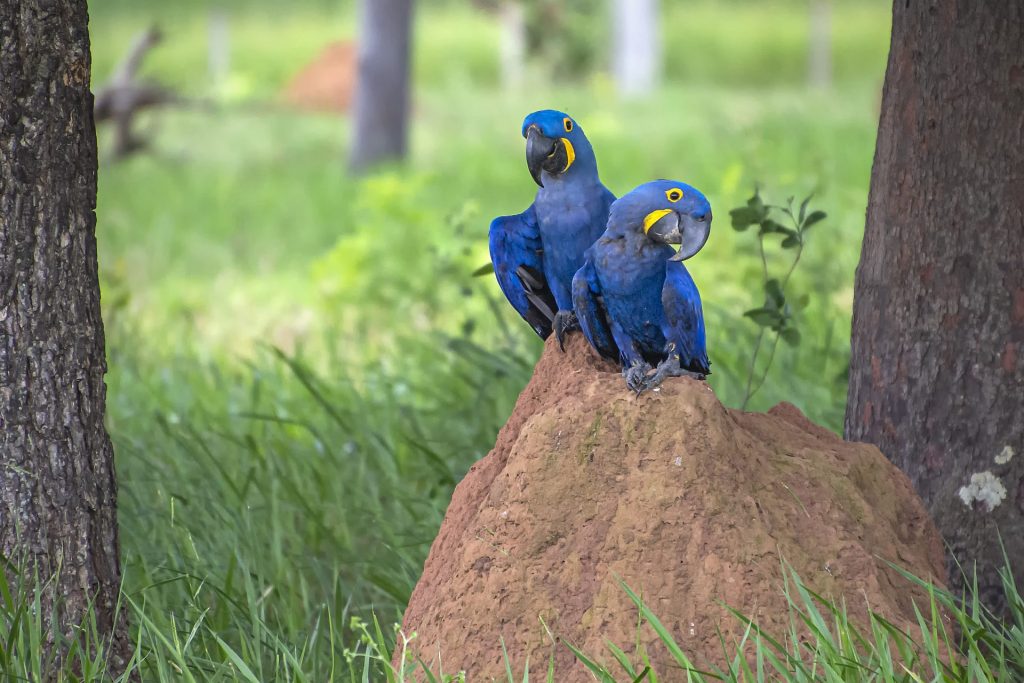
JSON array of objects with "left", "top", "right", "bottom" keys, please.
[
  {"left": 845, "top": 1, "right": 1023, "bottom": 613},
  {"left": 349, "top": 0, "right": 414, "bottom": 172},
  {"left": 0, "top": 0, "right": 131, "bottom": 672}
]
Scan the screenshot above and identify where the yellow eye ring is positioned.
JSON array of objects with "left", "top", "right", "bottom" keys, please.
[
  {"left": 563, "top": 117, "right": 573, "bottom": 132},
  {"left": 665, "top": 188, "right": 684, "bottom": 202}
]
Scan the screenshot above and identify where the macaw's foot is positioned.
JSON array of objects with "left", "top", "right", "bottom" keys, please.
[
  {"left": 643, "top": 356, "right": 706, "bottom": 392},
  {"left": 553, "top": 310, "right": 579, "bottom": 351},
  {"left": 622, "top": 361, "right": 653, "bottom": 395}
]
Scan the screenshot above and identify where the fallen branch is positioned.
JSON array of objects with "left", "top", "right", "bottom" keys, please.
[{"left": 93, "top": 27, "right": 180, "bottom": 159}]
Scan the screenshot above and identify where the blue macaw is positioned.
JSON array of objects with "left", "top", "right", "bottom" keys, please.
[
  {"left": 572, "top": 180, "right": 712, "bottom": 392},
  {"left": 489, "top": 110, "right": 615, "bottom": 345}
]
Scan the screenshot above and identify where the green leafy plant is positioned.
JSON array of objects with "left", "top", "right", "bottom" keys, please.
[{"left": 729, "top": 189, "right": 826, "bottom": 410}]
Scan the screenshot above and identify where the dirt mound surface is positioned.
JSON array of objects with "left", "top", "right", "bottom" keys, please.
[
  {"left": 398, "top": 335, "right": 946, "bottom": 680},
  {"left": 282, "top": 41, "right": 357, "bottom": 113}
]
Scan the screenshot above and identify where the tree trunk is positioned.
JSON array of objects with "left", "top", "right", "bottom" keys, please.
[
  {"left": 349, "top": 0, "right": 414, "bottom": 172},
  {"left": 612, "top": 0, "right": 660, "bottom": 97},
  {"left": 0, "top": 0, "right": 130, "bottom": 672},
  {"left": 808, "top": 0, "right": 831, "bottom": 89},
  {"left": 845, "top": 1, "right": 1024, "bottom": 614},
  {"left": 499, "top": 1, "right": 526, "bottom": 90},
  {"left": 208, "top": 9, "right": 231, "bottom": 90}
]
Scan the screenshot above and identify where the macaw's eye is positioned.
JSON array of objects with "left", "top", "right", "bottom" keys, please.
[
  {"left": 563, "top": 117, "right": 573, "bottom": 132},
  {"left": 666, "top": 188, "right": 684, "bottom": 202}
]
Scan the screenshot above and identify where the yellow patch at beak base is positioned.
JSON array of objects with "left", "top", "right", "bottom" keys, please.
[
  {"left": 642, "top": 209, "right": 672, "bottom": 234},
  {"left": 561, "top": 138, "right": 576, "bottom": 172}
]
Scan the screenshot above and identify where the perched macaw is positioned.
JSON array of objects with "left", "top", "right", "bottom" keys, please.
[
  {"left": 489, "top": 110, "right": 615, "bottom": 344},
  {"left": 572, "top": 180, "right": 712, "bottom": 392}
]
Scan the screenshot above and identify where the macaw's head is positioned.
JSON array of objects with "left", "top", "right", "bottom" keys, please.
[
  {"left": 521, "top": 109, "right": 595, "bottom": 187},
  {"left": 610, "top": 180, "right": 712, "bottom": 261}
]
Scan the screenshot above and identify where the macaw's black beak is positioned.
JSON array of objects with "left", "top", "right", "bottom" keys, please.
[
  {"left": 525, "top": 125, "right": 568, "bottom": 187},
  {"left": 669, "top": 211, "right": 712, "bottom": 261},
  {"left": 647, "top": 210, "right": 712, "bottom": 261}
]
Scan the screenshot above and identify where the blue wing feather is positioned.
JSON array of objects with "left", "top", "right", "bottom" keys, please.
[
  {"left": 572, "top": 258, "right": 619, "bottom": 362},
  {"left": 661, "top": 261, "right": 710, "bottom": 374},
  {"left": 489, "top": 206, "right": 557, "bottom": 338}
]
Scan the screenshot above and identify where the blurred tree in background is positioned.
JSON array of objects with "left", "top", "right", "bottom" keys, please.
[
  {"left": 349, "top": 0, "right": 414, "bottom": 170},
  {"left": 612, "top": 0, "right": 660, "bottom": 96},
  {"left": 808, "top": 0, "right": 832, "bottom": 88}
]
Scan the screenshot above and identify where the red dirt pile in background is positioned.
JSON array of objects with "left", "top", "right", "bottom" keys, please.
[
  {"left": 282, "top": 41, "right": 357, "bottom": 113},
  {"left": 398, "top": 335, "right": 947, "bottom": 680}
]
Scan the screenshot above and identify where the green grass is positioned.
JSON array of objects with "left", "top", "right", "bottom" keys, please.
[
  {"left": 6, "top": 555, "right": 1024, "bottom": 680},
  {"left": 101, "top": 334, "right": 532, "bottom": 681},
  {"left": 3, "top": 0, "right": 955, "bottom": 679}
]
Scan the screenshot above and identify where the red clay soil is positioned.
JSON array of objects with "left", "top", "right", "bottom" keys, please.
[
  {"left": 282, "top": 41, "right": 357, "bottom": 113},
  {"left": 396, "top": 334, "right": 948, "bottom": 680}
]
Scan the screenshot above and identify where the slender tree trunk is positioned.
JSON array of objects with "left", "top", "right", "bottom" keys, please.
[
  {"left": 349, "top": 0, "right": 414, "bottom": 172},
  {"left": 208, "top": 9, "right": 231, "bottom": 90},
  {"left": 845, "top": 1, "right": 1024, "bottom": 614},
  {"left": 808, "top": 0, "right": 831, "bottom": 89},
  {"left": 0, "top": 0, "right": 130, "bottom": 672},
  {"left": 612, "top": 0, "right": 660, "bottom": 97},
  {"left": 499, "top": 1, "right": 525, "bottom": 90}
]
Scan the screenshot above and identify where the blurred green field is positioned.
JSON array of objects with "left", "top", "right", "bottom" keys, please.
[{"left": 81, "top": 0, "right": 891, "bottom": 679}]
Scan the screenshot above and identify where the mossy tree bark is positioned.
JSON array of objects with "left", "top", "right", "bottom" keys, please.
[
  {"left": 1, "top": 0, "right": 130, "bottom": 672},
  {"left": 845, "top": 1, "right": 1023, "bottom": 613}
]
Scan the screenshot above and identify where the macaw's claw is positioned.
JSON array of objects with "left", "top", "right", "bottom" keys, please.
[
  {"left": 623, "top": 361, "right": 653, "bottom": 395},
  {"left": 643, "top": 356, "right": 706, "bottom": 392},
  {"left": 553, "top": 309, "right": 580, "bottom": 351}
]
